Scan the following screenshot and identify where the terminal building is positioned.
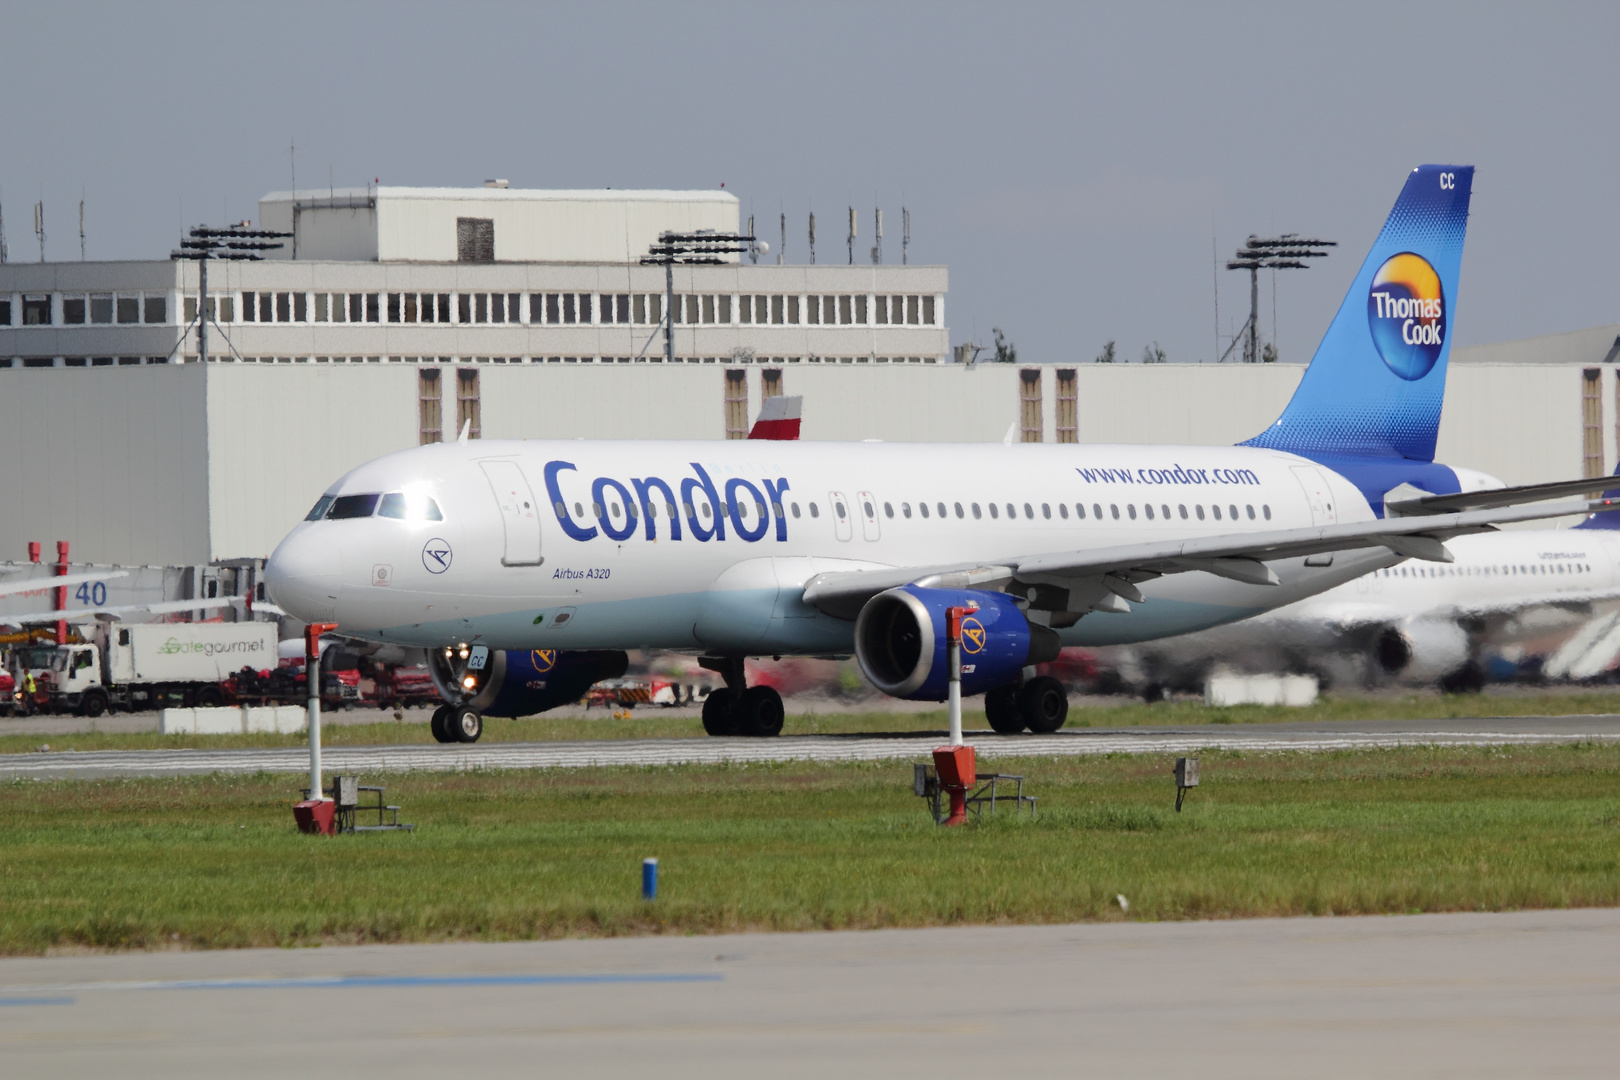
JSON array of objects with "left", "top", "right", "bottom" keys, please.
[{"left": 0, "top": 180, "right": 1617, "bottom": 594}]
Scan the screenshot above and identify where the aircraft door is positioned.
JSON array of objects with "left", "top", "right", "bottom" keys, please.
[
  {"left": 1289, "top": 465, "right": 1338, "bottom": 526},
  {"left": 829, "top": 492, "right": 853, "bottom": 541},
  {"left": 480, "top": 460, "right": 544, "bottom": 566},
  {"left": 857, "top": 491, "right": 881, "bottom": 541}
]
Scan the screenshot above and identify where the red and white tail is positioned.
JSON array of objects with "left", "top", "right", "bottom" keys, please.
[{"left": 747, "top": 395, "right": 802, "bottom": 440}]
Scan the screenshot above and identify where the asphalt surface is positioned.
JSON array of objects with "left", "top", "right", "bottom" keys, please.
[
  {"left": 3, "top": 714, "right": 1619, "bottom": 779},
  {"left": 1, "top": 910, "right": 1614, "bottom": 1078}
]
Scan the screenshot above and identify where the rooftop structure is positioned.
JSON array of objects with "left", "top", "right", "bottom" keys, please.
[{"left": 256, "top": 185, "right": 742, "bottom": 263}]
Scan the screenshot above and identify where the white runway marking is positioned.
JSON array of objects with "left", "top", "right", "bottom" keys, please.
[{"left": 3, "top": 727, "right": 1616, "bottom": 779}]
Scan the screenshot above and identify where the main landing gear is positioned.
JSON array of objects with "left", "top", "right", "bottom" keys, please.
[
  {"left": 698, "top": 655, "right": 784, "bottom": 738},
  {"left": 431, "top": 704, "right": 483, "bottom": 743},
  {"left": 984, "top": 675, "right": 1068, "bottom": 734}
]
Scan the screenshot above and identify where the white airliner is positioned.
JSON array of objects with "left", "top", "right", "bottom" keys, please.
[
  {"left": 263, "top": 165, "right": 1609, "bottom": 742},
  {"left": 1118, "top": 478, "right": 1620, "bottom": 693}
]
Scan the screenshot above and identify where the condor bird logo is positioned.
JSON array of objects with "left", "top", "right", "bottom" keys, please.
[
  {"left": 959, "top": 616, "right": 987, "bottom": 655},
  {"left": 421, "top": 538, "right": 453, "bottom": 574},
  {"left": 1367, "top": 252, "right": 1446, "bottom": 381},
  {"left": 531, "top": 649, "right": 557, "bottom": 673}
]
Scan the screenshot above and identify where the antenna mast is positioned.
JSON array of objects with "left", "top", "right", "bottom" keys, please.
[
  {"left": 902, "top": 207, "right": 910, "bottom": 265},
  {"left": 846, "top": 206, "right": 855, "bottom": 265},
  {"left": 808, "top": 212, "right": 816, "bottom": 264},
  {"left": 872, "top": 207, "right": 882, "bottom": 265},
  {"left": 778, "top": 211, "right": 785, "bottom": 265},
  {"left": 79, "top": 199, "right": 85, "bottom": 261},
  {"left": 33, "top": 200, "right": 44, "bottom": 262}
]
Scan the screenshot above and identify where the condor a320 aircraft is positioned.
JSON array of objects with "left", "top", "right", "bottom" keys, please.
[{"left": 265, "top": 164, "right": 1605, "bottom": 742}]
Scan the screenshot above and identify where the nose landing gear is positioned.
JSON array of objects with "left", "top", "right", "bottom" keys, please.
[
  {"left": 698, "top": 655, "right": 784, "bottom": 737},
  {"left": 430, "top": 703, "right": 483, "bottom": 743}
]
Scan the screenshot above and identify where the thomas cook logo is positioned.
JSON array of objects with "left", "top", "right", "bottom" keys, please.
[
  {"left": 530, "top": 649, "right": 556, "bottom": 673},
  {"left": 421, "top": 538, "right": 453, "bottom": 574},
  {"left": 959, "top": 616, "right": 986, "bottom": 655},
  {"left": 1367, "top": 252, "right": 1446, "bottom": 381}
]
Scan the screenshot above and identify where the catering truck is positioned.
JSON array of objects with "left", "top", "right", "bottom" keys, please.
[{"left": 19, "top": 622, "right": 278, "bottom": 717}]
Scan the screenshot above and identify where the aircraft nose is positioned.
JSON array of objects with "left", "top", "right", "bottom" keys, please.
[{"left": 264, "top": 528, "right": 342, "bottom": 623}]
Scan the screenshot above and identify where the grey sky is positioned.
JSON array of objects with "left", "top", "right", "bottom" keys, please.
[{"left": 2, "top": 1, "right": 1615, "bottom": 365}]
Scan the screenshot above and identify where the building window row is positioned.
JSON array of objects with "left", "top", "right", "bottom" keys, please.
[
  {"left": 1, "top": 289, "right": 941, "bottom": 329},
  {"left": 2, "top": 351, "right": 943, "bottom": 368}
]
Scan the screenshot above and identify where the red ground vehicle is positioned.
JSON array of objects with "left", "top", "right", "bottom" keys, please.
[{"left": 366, "top": 663, "right": 440, "bottom": 710}]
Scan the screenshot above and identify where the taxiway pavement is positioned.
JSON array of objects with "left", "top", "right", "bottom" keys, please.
[
  {"left": 1, "top": 910, "right": 1614, "bottom": 1078},
  {"left": 3, "top": 714, "right": 1619, "bottom": 780}
]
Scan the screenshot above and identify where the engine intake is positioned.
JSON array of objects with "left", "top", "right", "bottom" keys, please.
[
  {"left": 855, "top": 586, "right": 1060, "bottom": 701},
  {"left": 429, "top": 648, "right": 628, "bottom": 717}
]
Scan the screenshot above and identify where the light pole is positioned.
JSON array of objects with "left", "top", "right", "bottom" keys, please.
[
  {"left": 641, "top": 230, "right": 759, "bottom": 364},
  {"left": 1224, "top": 234, "right": 1335, "bottom": 363},
  {"left": 171, "top": 224, "right": 289, "bottom": 364}
]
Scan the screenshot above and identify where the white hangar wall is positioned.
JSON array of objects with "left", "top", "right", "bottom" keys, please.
[{"left": 0, "top": 367, "right": 211, "bottom": 565}]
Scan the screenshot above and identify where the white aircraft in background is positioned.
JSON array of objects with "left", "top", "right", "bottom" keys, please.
[
  {"left": 1113, "top": 473, "right": 1620, "bottom": 694},
  {"left": 263, "top": 164, "right": 1612, "bottom": 743}
]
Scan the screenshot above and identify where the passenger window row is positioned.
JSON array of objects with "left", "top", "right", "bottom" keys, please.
[{"left": 1382, "top": 562, "right": 1590, "bottom": 578}]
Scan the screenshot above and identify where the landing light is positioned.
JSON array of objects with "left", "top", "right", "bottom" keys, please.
[{"left": 462, "top": 675, "right": 477, "bottom": 690}]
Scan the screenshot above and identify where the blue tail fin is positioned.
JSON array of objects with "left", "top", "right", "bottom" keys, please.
[
  {"left": 1574, "top": 464, "right": 1620, "bottom": 530},
  {"left": 1244, "top": 165, "right": 1473, "bottom": 461}
]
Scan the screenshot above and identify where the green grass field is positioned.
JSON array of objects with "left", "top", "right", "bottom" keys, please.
[
  {"left": 3, "top": 743, "right": 1619, "bottom": 954},
  {"left": 6, "top": 688, "right": 1620, "bottom": 755}
]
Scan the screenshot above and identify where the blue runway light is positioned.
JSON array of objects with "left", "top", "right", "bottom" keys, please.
[{"left": 642, "top": 857, "right": 658, "bottom": 900}]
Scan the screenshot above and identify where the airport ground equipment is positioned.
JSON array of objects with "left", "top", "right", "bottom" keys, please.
[
  {"left": 18, "top": 622, "right": 276, "bottom": 716},
  {"left": 299, "top": 774, "right": 413, "bottom": 834},
  {"left": 913, "top": 761, "right": 1037, "bottom": 825},
  {"left": 930, "top": 603, "right": 980, "bottom": 824},
  {"left": 1174, "top": 756, "right": 1199, "bottom": 812},
  {"left": 642, "top": 858, "right": 658, "bottom": 900},
  {"left": 294, "top": 621, "right": 340, "bottom": 833}
]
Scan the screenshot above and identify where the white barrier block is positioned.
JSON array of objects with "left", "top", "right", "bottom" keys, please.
[
  {"left": 1247, "top": 675, "right": 1283, "bottom": 706},
  {"left": 192, "top": 706, "right": 246, "bottom": 734},
  {"left": 1204, "top": 675, "right": 1245, "bottom": 707},
  {"left": 245, "top": 705, "right": 308, "bottom": 734},
  {"left": 1280, "top": 675, "right": 1319, "bottom": 707},
  {"left": 1205, "top": 673, "right": 1318, "bottom": 707},
  {"left": 160, "top": 707, "right": 195, "bottom": 734}
]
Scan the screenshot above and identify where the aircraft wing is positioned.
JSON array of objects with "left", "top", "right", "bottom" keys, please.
[
  {"left": 0, "top": 570, "right": 130, "bottom": 599},
  {"left": 0, "top": 597, "right": 243, "bottom": 627},
  {"left": 801, "top": 497, "right": 1613, "bottom": 620}
]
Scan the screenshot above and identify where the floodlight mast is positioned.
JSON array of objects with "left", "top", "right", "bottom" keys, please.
[
  {"left": 170, "top": 225, "right": 289, "bottom": 365},
  {"left": 641, "top": 230, "right": 757, "bottom": 365},
  {"left": 1224, "top": 234, "right": 1335, "bottom": 362}
]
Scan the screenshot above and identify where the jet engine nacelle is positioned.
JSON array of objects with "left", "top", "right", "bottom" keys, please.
[
  {"left": 1375, "top": 619, "right": 1469, "bottom": 681},
  {"left": 854, "top": 586, "right": 1060, "bottom": 701},
  {"left": 428, "top": 647, "right": 628, "bottom": 718}
]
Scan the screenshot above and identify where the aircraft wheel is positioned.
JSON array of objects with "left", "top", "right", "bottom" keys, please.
[
  {"left": 734, "top": 685, "right": 785, "bottom": 738},
  {"left": 1018, "top": 676, "right": 1069, "bottom": 733},
  {"left": 985, "top": 685, "right": 1025, "bottom": 733},
  {"left": 451, "top": 706, "right": 483, "bottom": 743},
  {"left": 429, "top": 705, "right": 456, "bottom": 743},
  {"left": 700, "top": 688, "right": 738, "bottom": 736}
]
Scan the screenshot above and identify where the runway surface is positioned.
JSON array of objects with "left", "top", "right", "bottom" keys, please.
[
  {"left": 5, "top": 715, "right": 1620, "bottom": 780},
  {"left": 1, "top": 910, "right": 1614, "bottom": 1078}
]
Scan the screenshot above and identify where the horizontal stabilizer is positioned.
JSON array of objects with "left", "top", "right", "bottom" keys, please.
[
  {"left": 1387, "top": 475, "right": 1619, "bottom": 516},
  {"left": 748, "top": 395, "right": 802, "bottom": 440}
]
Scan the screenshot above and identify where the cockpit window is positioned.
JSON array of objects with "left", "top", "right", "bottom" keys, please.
[
  {"left": 326, "top": 493, "right": 381, "bottom": 519},
  {"left": 378, "top": 492, "right": 445, "bottom": 521},
  {"left": 306, "top": 495, "right": 335, "bottom": 521}
]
